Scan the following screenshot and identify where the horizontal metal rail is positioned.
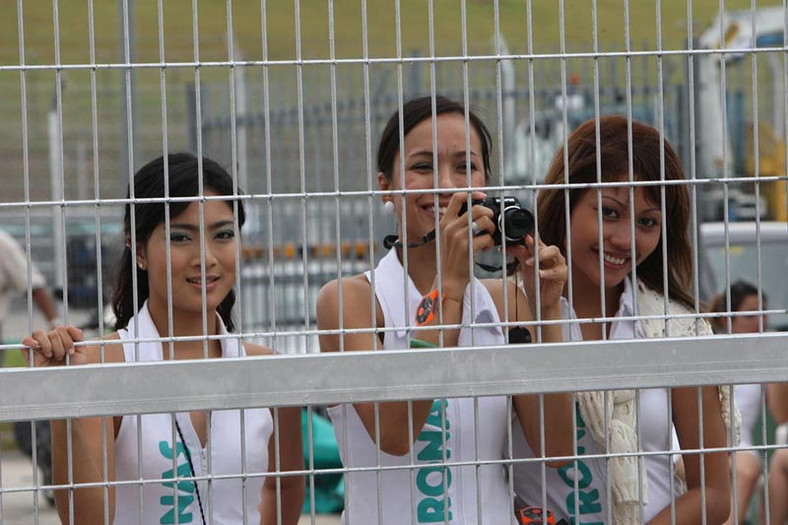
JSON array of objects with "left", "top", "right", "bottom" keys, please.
[
  {"left": 1, "top": 45, "right": 787, "bottom": 72},
  {"left": 1, "top": 175, "right": 787, "bottom": 210},
  {"left": 2, "top": 332, "right": 786, "bottom": 422}
]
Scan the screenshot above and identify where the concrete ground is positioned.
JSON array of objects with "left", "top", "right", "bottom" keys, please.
[
  {"left": 0, "top": 449, "right": 339, "bottom": 525},
  {"left": 0, "top": 449, "right": 58, "bottom": 525}
]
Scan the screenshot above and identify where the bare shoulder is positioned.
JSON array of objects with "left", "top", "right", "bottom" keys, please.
[
  {"left": 316, "top": 274, "right": 374, "bottom": 330},
  {"left": 317, "top": 273, "right": 384, "bottom": 353},
  {"left": 242, "top": 342, "right": 275, "bottom": 357},
  {"left": 480, "top": 278, "right": 527, "bottom": 322},
  {"left": 480, "top": 278, "right": 506, "bottom": 301},
  {"left": 84, "top": 332, "right": 126, "bottom": 365}
]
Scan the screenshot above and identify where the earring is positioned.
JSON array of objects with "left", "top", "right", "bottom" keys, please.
[
  {"left": 137, "top": 261, "right": 147, "bottom": 271},
  {"left": 383, "top": 200, "right": 395, "bottom": 215}
]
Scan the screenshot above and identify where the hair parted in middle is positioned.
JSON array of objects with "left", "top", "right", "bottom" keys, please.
[
  {"left": 376, "top": 94, "right": 494, "bottom": 183},
  {"left": 536, "top": 115, "right": 694, "bottom": 309},
  {"left": 112, "top": 153, "right": 246, "bottom": 332}
]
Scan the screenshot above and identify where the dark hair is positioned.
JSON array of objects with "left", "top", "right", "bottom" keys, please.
[
  {"left": 376, "top": 95, "right": 493, "bottom": 182},
  {"left": 709, "top": 280, "right": 765, "bottom": 333},
  {"left": 536, "top": 115, "right": 695, "bottom": 309},
  {"left": 112, "top": 153, "right": 246, "bottom": 331}
]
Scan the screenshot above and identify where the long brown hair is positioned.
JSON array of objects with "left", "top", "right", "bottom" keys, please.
[{"left": 536, "top": 115, "right": 694, "bottom": 309}]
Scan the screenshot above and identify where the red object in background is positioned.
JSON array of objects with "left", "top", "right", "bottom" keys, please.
[{"left": 518, "top": 506, "right": 556, "bottom": 524}]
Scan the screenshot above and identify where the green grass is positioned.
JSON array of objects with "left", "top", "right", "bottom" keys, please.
[
  {"left": 4, "top": 348, "right": 27, "bottom": 368},
  {"left": 0, "top": 0, "right": 777, "bottom": 203},
  {"left": 0, "top": 0, "right": 774, "bottom": 66}
]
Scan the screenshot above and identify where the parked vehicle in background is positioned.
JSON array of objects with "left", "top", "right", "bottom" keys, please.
[{"left": 700, "top": 221, "right": 788, "bottom": 330}]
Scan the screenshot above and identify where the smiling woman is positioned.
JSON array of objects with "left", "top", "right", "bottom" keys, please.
[
  {"left": 511, "top": 116, "right": 737, "bottom": 525},
  {"left": 316, "top": 95, "right": 573, "bottom": 524},
  {"left": 21, "top": 154, "right": 305, "bottom": 525},
  {"left": 137, "top": 192, "right": 239, "bottom": 333}
]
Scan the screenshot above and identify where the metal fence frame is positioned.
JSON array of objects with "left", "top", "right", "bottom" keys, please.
[{"left": 2, "top": 1, "right": 788, "bottom": 524}]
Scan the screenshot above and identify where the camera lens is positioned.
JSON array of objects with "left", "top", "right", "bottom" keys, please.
[{"left": 500, "top": 207, "right": 534, "bottom": 242}]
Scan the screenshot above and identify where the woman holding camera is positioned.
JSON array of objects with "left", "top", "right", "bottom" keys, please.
[
  {"left": 511, "top": 116, "right": 736, "bottom": 524},
  {"left": 22, "top": 154, "right": 304, "bottom": 525},
  {"left": 316, "top": 95, "right": 572, "bottom": 524}
]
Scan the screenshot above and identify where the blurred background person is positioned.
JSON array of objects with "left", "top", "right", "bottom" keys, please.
[
  {"left": 710, "top": 280, "right": 768, "bottom": 525},
  {"left": 765, "top": 382, "right": 788, "bottom": 525},
  {"left": 1, "top": 228, "right": 60, "bottom": 504},
  {"left": 0, "top": 229, "right": 59, "bottom": 363}
]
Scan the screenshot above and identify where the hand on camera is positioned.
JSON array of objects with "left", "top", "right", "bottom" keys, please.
[
  {"left": 436, "top": 191, "right": 495, "bottom": 296},
  {"left": 21, "top": 325, "right": 88, "bottom": 367},
  {"left": 509, "top": 234, "right": 567, "bottom": 317}
]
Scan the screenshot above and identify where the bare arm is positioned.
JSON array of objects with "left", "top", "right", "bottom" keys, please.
[
  {"left": 647, "top": 386, "right": 731, "bottom": 525},
  {"left": 51, "top": 416, "right": 118, "bottom": 523},
  {"left": 768, "top": 382, "right": 788, "bottom": 424},
  {"left": 32, "top": 287, "right": 58, "bottom": 325},
  {"left": 316, "top": 278, "right": 438, "bottom": 456},
  {"left": 22, "top": 326, "right": 121, "bottom": 522},
  {"left": 489, "top": 280, "right": 573, "bottom": 466},
  {"left": 503, "top": 237, "right": 574, "bottom": 466},
  {"left": 260, "top": 406, "right": 305, "bottom": 525}
]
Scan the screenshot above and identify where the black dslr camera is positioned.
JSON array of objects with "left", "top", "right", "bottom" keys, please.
[{"left": 459, "top": 196, "right": 534, "bottom": 246}]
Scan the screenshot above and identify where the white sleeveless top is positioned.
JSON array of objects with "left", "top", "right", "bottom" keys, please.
[
  {"left": 512, "top": 278, "right": 682, "bottom": 523},
  {"left": 328, "top": 249, "right": 513, "bottom": 525},
  {"left": 113, "top": 303, "right": 274, "bottom": 525},
  {"left": 735, "top": 383, "right": 762, "bottom": 449}
]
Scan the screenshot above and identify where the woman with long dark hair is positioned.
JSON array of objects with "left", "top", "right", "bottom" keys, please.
[
  {"left": 317, "top": 95, "right": 573, "bottom": 524},
  {"left": 23, "top": 153, "right": 304, "bottom": 525}
]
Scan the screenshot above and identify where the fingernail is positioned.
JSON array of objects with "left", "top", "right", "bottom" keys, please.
[{"left": 525, "top": 258, "right": 534, "bottom": 266}]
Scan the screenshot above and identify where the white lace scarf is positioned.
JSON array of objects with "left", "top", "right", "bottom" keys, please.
[{"left": 576, "top": 280, "right": 740, "bottom": 525}]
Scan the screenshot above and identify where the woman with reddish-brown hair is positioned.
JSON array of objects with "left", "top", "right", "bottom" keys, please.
[{"left": 511, "top": 115, "right": 737, "bottom": 524}]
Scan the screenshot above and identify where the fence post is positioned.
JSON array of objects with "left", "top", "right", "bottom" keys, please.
[{"left": 186, "top": 83, "right": 197, "bottom": 153}]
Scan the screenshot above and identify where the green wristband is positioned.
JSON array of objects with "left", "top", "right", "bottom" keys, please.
[{"left": 409, "top": 338, "right": 437, "bottom": 349}]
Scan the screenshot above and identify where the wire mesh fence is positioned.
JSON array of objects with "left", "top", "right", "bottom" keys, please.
[{"left": 0, "top": 1, "right": 787, "bottom": 524}]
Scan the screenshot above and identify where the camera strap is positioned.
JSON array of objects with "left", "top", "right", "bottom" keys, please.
[
  {"left": 475, "top": 259, "right": 520, "bottom": 274},
  {"left": 382, "top": 230, "right": 436, "bottom": 249},
  {"left": 383, "top": 231, "right": 519, "bottom": 274}
]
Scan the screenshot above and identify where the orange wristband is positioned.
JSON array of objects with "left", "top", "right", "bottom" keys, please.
[{"left": 415, "top": 289, "right": 440, "bottom": 326}]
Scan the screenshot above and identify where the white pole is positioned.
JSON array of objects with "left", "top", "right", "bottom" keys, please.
[
  {"left": 48, "top": 107, "right": 65, "bottom": 292},
  {"left": 77, "top": 139, "right": 88, "bottom": 201},
  {"left": 768, "top": 53, "right": 785, "bottom": 140},
  {"left": 235, "top": 58, "right": 249, "bottom": 192},
  {"left": 498, "top": 33, "right": 515, "bottom": 162}
]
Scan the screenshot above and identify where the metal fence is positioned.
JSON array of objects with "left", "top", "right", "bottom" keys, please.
[{"left": 1, "top": 1, "right": 788, "bottom": 524}]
